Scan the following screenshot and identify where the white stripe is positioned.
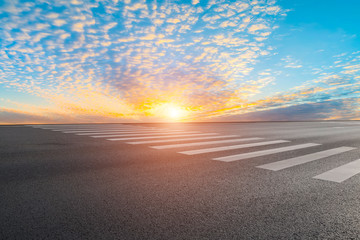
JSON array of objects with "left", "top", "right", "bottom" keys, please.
[
  {"left": 47, "top": 126, "right": 149, "bottom": 130},
  {"left": 56, "top": 128, "right": 152, "bottom": 132},
  {"left": 57, "top": 127, "right": 181, "bottom": 132},
  {"left": 314, "top": 157, "right": 360, "bottom": 183},
  {"left": 39, "top": 124, "right": 94, "bottom": 127},
  {"left": 126, "top": 135, "right": 239, "bottom": 144},
  {"left": 151, "top": 137, "right": 264, "bottom": 149},
  {"left": 71, "top": 130, "right": 185, "bottom": 135},
  {"left": 72, "top": 130, "right": 151, "bottom": 134},
  {"left": 62, "top": 130, "right": 143, "bottom": 133},
  {"left": 50, "top": 127, "right": 142, "bottom": 131},
  {"left": 34, "top": 125, "right": 148, "bottom": 130},
  {"left": 257, "top": 147, "right": 355, "bottom": 171},
  {"left": 43, "top": 125, "right": 126, "bottom": 128},
  {"left": 213, "top": 143, "right": 321, "bottom": 162},
  {"left": 107, "top": 133, "right": 218, "bottom": 141},
  {"left": 90, "top": 131, "right": 199, "bottom": 138},
  {"left": 54, "top": 124, "right": 125, "bottom": 126},
  {"left": 179, "top": 140, "right": 289, "bottom": 155}
]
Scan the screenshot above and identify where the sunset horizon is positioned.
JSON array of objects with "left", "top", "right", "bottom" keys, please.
[{"left": 1, "top": 0, "right": 360, "bottom": 123}]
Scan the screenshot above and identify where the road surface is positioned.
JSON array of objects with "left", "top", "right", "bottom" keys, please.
[{"left": 1, "top": 121, "right": 360, "bottom": 239}]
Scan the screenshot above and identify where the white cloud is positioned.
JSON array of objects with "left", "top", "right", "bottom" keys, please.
[
  {"left": 285, "top": 64, "right": 302, "bottom": 69},
  {"left": 34, "top": 23, "right": 50, "bottom": 30},
  {"left": 53, "top": 19, "right": 67, "bottom": 26},
  {"left": 46, "top": 13, "right": 59, "bottom": 19},
  {"left": 72, "top": 22, "right": 85, "bottom": 32},
  {"left": 32, "top": 33, "right": 50, "bottom": 43},
  {"left": 60, "top": 33, "right": 71, "bottom": 39},
  {"left": 248, "top": 24, "right": 268, "bottom": 33},
  {"left": 0, "top": 0, "right": 288, "bottom": 122},
  {"left": 71, "top": 0, "right": 82, "bottom": 5},
  {"left": 104, "top": 22, "right": 117, "bottom": 31}
]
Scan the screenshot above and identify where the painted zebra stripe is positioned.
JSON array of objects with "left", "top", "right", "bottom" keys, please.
[
  {"left": 107, "top": 133, "right": 218, "bottom": 141},
  {"left": 72, "top": 130, "right": 183, "bottom": 134},
  {"left": 179, "top": 140, "right": 289, "bottom": 155},
  {"left": 314, "top": 157, "right": 360, "bottom": 183},
  {"left": 126, "top": 135, "right": 239, "bottom": 144},
  {"left": 151, "top": 137, "right": 263, "bottom": 149},
  {"left": 257, "top": 146, "right": 355, "bottom": 171},
  {"left": 90, "top": 131, "right": 199, "bottom": 138},
  {"left": 213, "top": 143, "right": 321, "bottom": 162}
]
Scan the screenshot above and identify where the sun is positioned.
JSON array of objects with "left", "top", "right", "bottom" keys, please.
[
  {"left": 149, "top": 103, "right": 187, "bottom": 121},
  {"left": 168, "top": 106, "right": 183, "bottom": 119},
  {"left": 163, "top": 104, "right": 187, "bottom": 120},
  {"left": 147, "top": 102, "right": 188, "bottom": 121}
]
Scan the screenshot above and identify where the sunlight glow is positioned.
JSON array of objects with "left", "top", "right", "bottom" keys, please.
[
  {"left": 163, "top": 104, "right": 187, "bottom": 120},
  {"left": 167, "top": 106, "right": 184, "bottom": 119},
  {"left": 150, "top": 103, "right": 188, "bottom": 121}
]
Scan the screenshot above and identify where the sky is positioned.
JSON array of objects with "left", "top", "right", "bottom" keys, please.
[{"left": 0, "top": 0, "right": 359, "bottom": 123}]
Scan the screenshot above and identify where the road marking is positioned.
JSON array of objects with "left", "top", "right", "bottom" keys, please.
[
  {"left": 90, "top": 131, "right": 199, "bottom": 138},
  {"left": 151, "top": 137, "right": 264, "bottom": 149},
  {"left": 41, "top": 126, "right": 151, "bottom": 130},
  {"left": 55, "top": 128, "right": 142, "bottom": 131},
  {"left": 213, "top": 143, "right": 321, "bottom": 162},
  {"left": 49, "top": 126, "right": 130, "bottom": 129},
  {"left": 59, "top": 128, "right": 156, "bottom": 133},
  {"left": 63, "top": 130, "right": 150, "bottom": 133},
  {"left": 39, "top": 126, "right": 129, "bottom": 130},
  {"left": 33, "top": 124, "right": 118, "bottom": 128},
  {"left": 257, "top": 147, "right": 356, "bottom": 171},
  {"left": 178, "top": 140, "right": 289, "bottom": 155},
  {"left": 74, "top": 130, "right": 187, "bottom": 135},
  {"left": 313, "top": 158, "right": 360, "bottom": 183},
  {"left": 126, "top": 135, "right": 240, "bottom": 144},
  {"left": 107, "top": 133, "right": 218, "bottom": 141},
  {"left": 49, "top": 128, "right": 145, "bottom": 131}
]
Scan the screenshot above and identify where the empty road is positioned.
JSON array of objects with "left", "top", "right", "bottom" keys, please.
[{"left": 1, "top": 121, "right": 360, "bottom": 239}]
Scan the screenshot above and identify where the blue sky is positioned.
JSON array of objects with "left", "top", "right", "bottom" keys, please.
[{"left": 0, "top": 0, "right": 359, "bottom": 123}]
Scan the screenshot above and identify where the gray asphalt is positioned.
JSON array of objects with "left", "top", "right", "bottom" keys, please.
[{"left": 1, "top": 121, "right": 360, "bottom": 239}]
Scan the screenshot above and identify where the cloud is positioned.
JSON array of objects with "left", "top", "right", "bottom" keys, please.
[
  {"left": 103, "top": 22, "right": 117, "bottom": 32},
  {"left": 0, "top": 108, "right": 58, "bottom": 124},
  {"left": 0, "top": 0, "right": 314, "bottom": 123},
  {"left": 282, "top": 56, "right": 303, "bottom": 68},
  {"left": 248, "top": 24, "right": 268, "bottom": 33},
  {"left": 285, "top": 64, "right": 302, "bottom": 69},
  {"left": 0, "top": 0, "right": 23, "bottom": 14},
  {"left": 53, "top": 19, "right": 67, "bottom": 26},
  {"left": 192, "top": 0, "right": 200, "bottom": 5},
  {"left": 32, "top": 33, "right": 50, "bottom": 43},
  {"left": 72, "top": 22, "right": 85, "bottom": 32},
  {"left": 167, "top": 18, "right": 181, "bottom": 24},
  {"left": 46, "top": 13, "right": 59, "bottom": 19},
  {"left": 210, "top": 98, "right": 360, "bottom": 121},
  {"left": 0, "top": 105, "right": 135, "bottom": 124}
]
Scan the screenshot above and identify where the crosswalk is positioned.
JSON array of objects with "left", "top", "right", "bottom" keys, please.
[
  {"left": 257, "top": 147, "right": 355, "bottom": 171},
  {"left": 28, "top": 124, "right": 360, "bottom": 184},
  {"left": 213, "top": 143, "right": 321, "bottom": 162},
  {"left": 178, "top": 140, "right": 291, "bottom": 155}
]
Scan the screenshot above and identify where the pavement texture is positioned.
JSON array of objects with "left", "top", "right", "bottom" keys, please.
[{"left": 1, "top": 121, "right": 360, "bottom": 239}]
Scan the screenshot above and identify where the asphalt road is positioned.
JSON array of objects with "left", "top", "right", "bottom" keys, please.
[{"left": 1, "top": 121, "right": 360, "bottom": 239}]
